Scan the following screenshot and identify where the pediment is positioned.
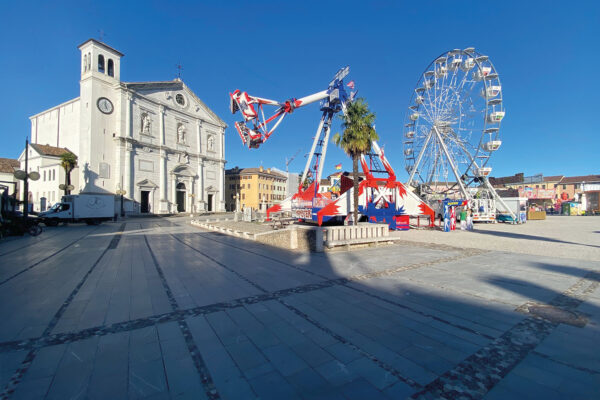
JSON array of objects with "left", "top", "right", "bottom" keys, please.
[
  {"left": 126, "top": 80, "right": 226, "bottom": 128},
  {"left": 171, "top": 164, "right": 196, "bottom": 177},
  {"left": 136, "top": 178, "right": 159, "bottom": 188}
]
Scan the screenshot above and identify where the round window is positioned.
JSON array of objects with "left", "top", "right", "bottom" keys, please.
[{"left": 175, "top": 93, "right": 186, "bottom": 106}]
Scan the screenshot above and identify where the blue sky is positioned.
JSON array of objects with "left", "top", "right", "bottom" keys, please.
[{"left": 1, "top": 1, "right": 598, "bottom": 180}]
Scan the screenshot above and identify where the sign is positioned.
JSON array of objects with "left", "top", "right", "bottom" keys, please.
[
  {"left": 583, "top": 184, "right": 600, "bottom": 192},
  {"left": 293, "top": 209, "right": 312, "bottom": 219},
  {"left": 518, "top": 187, "right": 555, "bottom": 199}
]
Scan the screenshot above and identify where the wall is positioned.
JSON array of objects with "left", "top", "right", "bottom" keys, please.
[
  {"left": 254, "top": 227, "right": 316, "bottom": 251},
  {"left": 30, "top": 99, "right": 81, "bottom": 155}
]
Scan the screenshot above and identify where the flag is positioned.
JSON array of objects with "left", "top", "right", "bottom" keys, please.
[
  {"left": 347, "top": 81, "right": 355, "bottom": 90},
  {"left": 335, "top": 163, "right": 342, "bottom": 170}
]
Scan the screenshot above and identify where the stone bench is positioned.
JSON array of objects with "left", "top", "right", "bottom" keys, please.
[{"left": 324, "top": 223, "right": 389, "bottom": 249}]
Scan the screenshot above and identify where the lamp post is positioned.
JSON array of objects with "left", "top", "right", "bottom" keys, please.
[
  {"left": 13, "top": 139, "right": 40, "bottom": 218},
  {"left": 116, "top": 187, "right": 126, "bottom": 217}
]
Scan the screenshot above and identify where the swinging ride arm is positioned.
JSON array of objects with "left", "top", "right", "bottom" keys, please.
[{"left": 229, "top": 67, "right": 352, "bottom": 149}]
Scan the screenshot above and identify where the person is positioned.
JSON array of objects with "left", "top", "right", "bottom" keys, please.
[
  {"left": 466, "top": 208, "right": 474, "bottom": 231},
  {"left": 460, "top": 208, "right": 467, "bottom": 230}
]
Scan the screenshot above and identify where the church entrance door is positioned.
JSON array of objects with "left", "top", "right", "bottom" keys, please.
[
  {"left": 207, "top": 194, "right": 213, "bottom": 212},
  {"left": 141, "top": 191, "right": 150, "bottom": 213},
  {"left": 176, "top": 182, "right": 186, "bottom": 212}
]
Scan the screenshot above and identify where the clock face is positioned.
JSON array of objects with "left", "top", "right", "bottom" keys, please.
[{"left": 97, "top": 97, "right": 114, "bottom": 114}]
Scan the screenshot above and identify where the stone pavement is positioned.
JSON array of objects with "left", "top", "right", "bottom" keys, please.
[{"left": 0, "top": 218, "right": 598, "bottom": 399}]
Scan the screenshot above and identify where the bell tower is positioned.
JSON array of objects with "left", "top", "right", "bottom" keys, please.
[
  {"left": 78, "top": 39, "right": 123, "bottom": 82},
  {"left": 77, "top": 39, "right": 124, "bottom": 194}
]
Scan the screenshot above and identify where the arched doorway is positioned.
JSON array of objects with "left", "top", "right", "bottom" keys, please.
[{"left": 176, "top": 182, "right": 186, "bottom": 212}]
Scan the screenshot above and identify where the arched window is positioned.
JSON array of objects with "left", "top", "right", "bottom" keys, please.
[
  {"left": 98, "top": 54, "right": 105, "bottom": 73},
  {"left": 83, "top": 54, "right": 87, "bottom": 72},
  {"left": 88, "top": 52, "right": 91, "bottom": 70},
  {"left": 176, "top": 182, "right": 186, "bottom": 190},
  {"left": 107, "top": 59, "right": 114, "bottom": 77}
]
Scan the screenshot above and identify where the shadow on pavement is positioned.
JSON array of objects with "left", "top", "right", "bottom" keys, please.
[
  {"left": 471, "top": 229, "right": 600, "bottom": 249},
  {"left": 1, "top": 218, "right": 599, "bottom": 399}
]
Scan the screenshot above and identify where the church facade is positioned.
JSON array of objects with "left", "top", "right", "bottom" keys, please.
[{"left": 27, "top": 39, "right": 227, "bottom": 213}]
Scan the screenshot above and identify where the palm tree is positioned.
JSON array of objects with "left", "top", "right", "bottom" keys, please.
[
  {"left": 60, "top": 152, "right": 78, "bottom": 195},
  {"left": 333, "top": 98, "right": 378, "bottom": 225}
]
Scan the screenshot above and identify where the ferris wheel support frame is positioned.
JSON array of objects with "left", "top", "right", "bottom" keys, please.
[
  {"left": 432, "top": 125, "right": 469, "bottom": 197},
  {"left": 406, "top": 130, "right": 432, "bottom": 187},
  {"left": 483, "top": 177, "right": 518, "bottom": 222}
]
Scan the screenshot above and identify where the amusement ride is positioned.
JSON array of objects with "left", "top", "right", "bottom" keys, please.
[
  {"left": 229, "top": 48, "right": 515, "bottom": 229},
  {"left": 403, "top": 47, "right": 517, "bottom": 222},
  {"left": 229, "top": 67, "right": 433, "bottom": 229}
]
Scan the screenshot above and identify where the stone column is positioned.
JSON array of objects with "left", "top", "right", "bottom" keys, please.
[
  {"left": 159, "top": 106, "right": 168, "bottom": 213},
  {"left": 198, "top": 161, "right": 205, "bottom": 210},
  {"left": 126, "top": 93, "right": 133, "bottom": 139},
  {"left": 190, "top": 177, "right": 196, "bottom": 214},
  {"left": 171, "top": 175, "right": 177, "bottom": 212},
  {"left": 221, "top": 126, "right": 225, "bottom": 159},
  {"left": 159, "top": 151, "right": 168, "bottom": 213},
  {"left": 220, "top": 127, "right": 226, "bottom": 211},
  {"left": 159, "top": 105, "right": 165, "bottom": 146},
  {"left": 219, "top": 164, "right": 225, "bottom": 211},
  {"left": 196, "top": 120, "right": 202, "bottom": 155},
  {"left": 124, "top": 142, "right": 132, "bottom": 200},
  {"left": 115, "top": 138, "right": 123, "bottom": 191}
]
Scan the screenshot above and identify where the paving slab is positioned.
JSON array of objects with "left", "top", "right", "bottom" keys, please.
[{"left": 0, "top": 216, "right": 598, "bottom": 399}]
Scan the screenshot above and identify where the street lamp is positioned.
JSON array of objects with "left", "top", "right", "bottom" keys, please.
[
  {"left": 13, "top": 139, "right": 40, "bottom": 218},
  {"left": 116, "top": 187, "right": 126, "bottom": 217}
]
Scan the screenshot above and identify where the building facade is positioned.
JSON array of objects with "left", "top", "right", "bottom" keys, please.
[
  {"left": 225, "top": 167, "right": 287, "bottom": 211},
  {"left": 270, "top": 168, "right": 299, "bottom": 199},
  {"left": 17, "top": 144, "right": 75, "bottom": 210},
  {"left": 0, "top": 158, "right": 20, "bottom": 201},
  {"left": 25, "top": 39, "right": 227, "bottom": 213}
]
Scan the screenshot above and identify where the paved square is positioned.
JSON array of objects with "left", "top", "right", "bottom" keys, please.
[{"left": 0, "top": 217, "right": 598, "bottom": 399}]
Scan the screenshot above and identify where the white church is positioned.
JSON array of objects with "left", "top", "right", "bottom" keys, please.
[{"left": 23, "top": 38, "right": 227, "bottom": 214}]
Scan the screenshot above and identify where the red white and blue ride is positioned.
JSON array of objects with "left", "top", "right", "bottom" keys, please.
[{"left": 229, "top": 67, "right": 434, "bottom": 229}]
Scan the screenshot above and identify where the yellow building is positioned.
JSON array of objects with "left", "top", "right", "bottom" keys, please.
[{"left": 225, "top": 167, "right": 287, "bottom": 211}]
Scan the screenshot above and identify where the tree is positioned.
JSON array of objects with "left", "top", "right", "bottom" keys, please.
[
  {"left": 333, "top": 98, "right": 378, "bottom": 225},
  {"left": 60, "top": 152, "right": 78, "bottom": 195}
]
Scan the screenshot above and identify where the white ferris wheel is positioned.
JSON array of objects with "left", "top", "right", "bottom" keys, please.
[{"left": 403, "top": 47, "right": 505, "bottom": 199}]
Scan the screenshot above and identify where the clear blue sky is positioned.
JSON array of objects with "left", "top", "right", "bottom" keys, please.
[{"left": 1, "top": 1, "right": 598, "bottom": 180}]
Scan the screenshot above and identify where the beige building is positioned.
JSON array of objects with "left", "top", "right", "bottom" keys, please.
[{"left": 225, "top": 167, "right": 287, "bottom": 211}]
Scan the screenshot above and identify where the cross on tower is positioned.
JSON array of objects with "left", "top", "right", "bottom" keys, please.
[
  {"left": 98, "top": 29, "right": 106, "bottom": 42},
  {"left": 175, "top": 62, "right": 184, "bottom": 79}
]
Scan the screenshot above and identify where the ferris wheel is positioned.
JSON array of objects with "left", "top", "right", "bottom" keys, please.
[{"left": 403, "top": 47, "right": 505, "bottom": 198}]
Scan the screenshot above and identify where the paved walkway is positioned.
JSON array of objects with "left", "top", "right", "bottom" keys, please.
[
  {"left": 0, "top": 218, "right": 598, "bottom": 399},
  {"left": 394, "top": 216, "right": 600, "bottom": 261}
]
